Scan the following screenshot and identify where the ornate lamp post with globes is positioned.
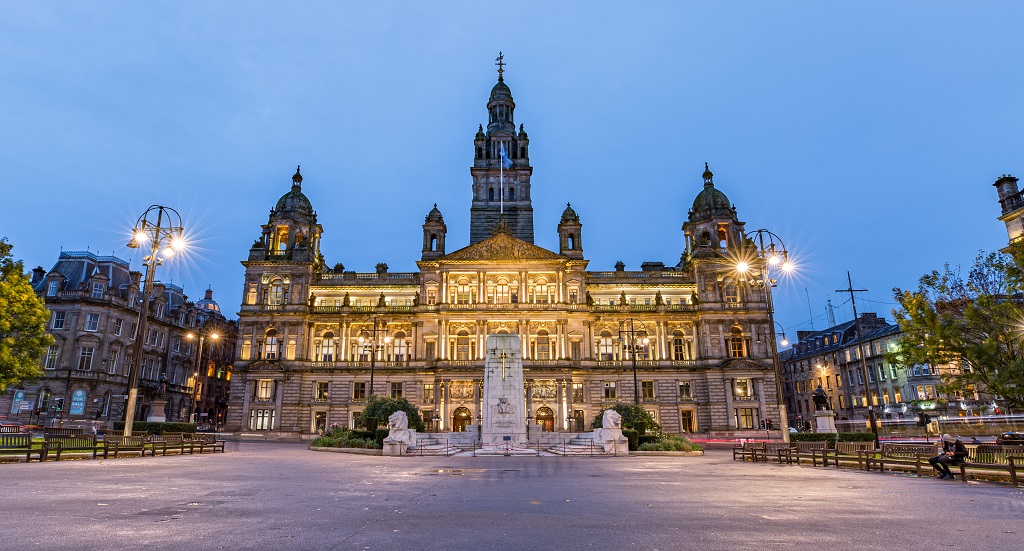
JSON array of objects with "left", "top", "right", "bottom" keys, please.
[
  {"left": 124, "top": 205, "right": 185, "bottom": 436},
  {"left": 735, "top": 229, "right": 794, "bottom": 442}
]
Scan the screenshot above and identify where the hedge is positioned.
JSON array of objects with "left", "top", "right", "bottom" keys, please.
[
  {"left": 112, "top": 421, "right": 197, "bottom": 435},
  {"left": 622, "top": 429, "right": 640, "bottom": 451},
  {"left": 789, "top": 432, "right": 876, "bottom": 445}
]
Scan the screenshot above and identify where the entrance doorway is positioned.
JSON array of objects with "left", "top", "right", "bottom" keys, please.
[
  {"left": 452, "top": 407, "right": 472, "bottom": 432},
  {"left": 535, "top": 407, "right": 554, "bottom": 432}
]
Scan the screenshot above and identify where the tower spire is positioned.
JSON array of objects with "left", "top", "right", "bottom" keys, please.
[{"left": 495, "top": 51, "right": 505, "bottom": 81}]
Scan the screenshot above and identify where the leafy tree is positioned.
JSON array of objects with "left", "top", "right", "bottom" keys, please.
[
  {"left": 590, "top": 402, "right": 661, "bottom": 435},
  {"left": 355, "top": 394, "right": 425, "bottom": 432},
  {"left": 0, "top": 238, "right": 52, "bottom": 391},
  {"left": 890, "top": 242, "right": 1024, "bottom": 408}
]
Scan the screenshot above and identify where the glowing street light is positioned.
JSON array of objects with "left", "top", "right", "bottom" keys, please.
[{"left": 123, "top": 205, "right": 185, "bottom": 437}]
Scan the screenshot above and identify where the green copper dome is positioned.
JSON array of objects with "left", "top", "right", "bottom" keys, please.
[{"left": 690, "top": 163, "right": 733, "bottom": 218}]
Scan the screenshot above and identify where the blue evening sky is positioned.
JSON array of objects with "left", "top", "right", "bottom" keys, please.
[{"left": 2, "top": 2, "right": 1022, "bottom": 343}]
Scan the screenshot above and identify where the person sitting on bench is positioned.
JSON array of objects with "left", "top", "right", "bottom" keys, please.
[{"left": 928, "top": 434, "right": 967, "bottom": 479}]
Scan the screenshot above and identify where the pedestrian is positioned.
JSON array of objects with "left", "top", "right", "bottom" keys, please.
[{"left": 928, "top": 433, "right": 967, "bottom": 479}]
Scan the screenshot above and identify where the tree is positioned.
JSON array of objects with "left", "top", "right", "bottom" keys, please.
[
  {"left": 890, "top": 242, "right": 1024, "bottom": 409},
  {"left": 0, "top": 238, "right": 52, "bottom": 392},
  {"left": 355, "top": 395, "right": 425, "bottom": 432},
  {"left": 590, "top": 403, "right": 661, "bottom": 435}
]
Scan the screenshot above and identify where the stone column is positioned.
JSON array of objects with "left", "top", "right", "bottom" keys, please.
[
  {"left": 724, "top": 376, "right": 735, "bottom": 429},
  {"left": 440, "top": 380, "right": 448, "bottom": 431},
  {"left": 756, "top": 378, "right": 768, "bottom": 423},
  {"left": 556, "top": 379, "right": 564, "bottom": 430}
]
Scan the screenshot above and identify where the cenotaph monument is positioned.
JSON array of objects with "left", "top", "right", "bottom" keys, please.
[{"left": 480, "top": 334, "right": 527, "bottom": 447}]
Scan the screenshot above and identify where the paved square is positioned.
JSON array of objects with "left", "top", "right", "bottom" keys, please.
[{"left": 5, "top": 442, "right": 1022, "bottom": 550}]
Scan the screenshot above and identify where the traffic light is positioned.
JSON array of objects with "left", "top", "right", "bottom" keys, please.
[
  {"left": 54, "top": 398, "right": 64, "bottom": 412},
  {"left": 916, "top": 413, "right": 931, "bottom": 427}
]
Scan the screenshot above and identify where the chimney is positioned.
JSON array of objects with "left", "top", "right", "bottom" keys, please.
[{"left": 31, "top": 266, "right": 46, "bottom": 285}]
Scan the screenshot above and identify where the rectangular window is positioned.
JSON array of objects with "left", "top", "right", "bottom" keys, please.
[
  {"left": 857, "top": 370, "right": 864, "bottom": 385},
  {"left": 130, "top": 322, "right": 137, "bottom": 340},
  {"left": 91, "top": 282, "right": 104, "bottom": 298},
  {"left": 85, "top": 313, "right": 100, "bottom": 332},
  {"left": 678, "top": 381, "right": 692, "bottom": 399},
  {"left": 249, "top": 409, "right": 275, "bottom": 430},
  {"left": 867, "top": 368, "right": 875, "bottom": 383},
  {"left": 78, "top": 347, "right": 94, "bottom": 371},
  {"left": 241, "top": 339, "right": 252, "bottom": 361},
  {"left": 570, "top": 341, "right": 581, "bottom": 360},
  {"left": 642, "top": 381, "right": 655, "bottom": 402},
  {"left": 353, "top": 382, "right": 366, "bottom": 402},
  {"left": 890, "top": 364, "right": 899, "bottom": 379},
  {"left": 735, "top": 407, "right": 758, "bottom": 429},
  {"left": 835, "top": 373, "right": 842, "bottom": 388},
  {"left": 423, "top": 383, "right": 434, "bottom": 403},
  {"left": 733, "top": 378, "right": 752, "bottom": 398},
  {"left": 390, "top": 382, "right": 403, "bottom": 399},
  {"left": 572, "top": 382, "right": 584, "bottom": 402},
  {"left": 425, "top": 342, "right": 436, "bottom": 361},
  {"left": 313, "top": 411, "right": 327, "bottom": 433},
  {"left": 255, "top": 380, "right": 274, "bottom": 401},
  {"left": 680, "top": 410, "right": 695, "bottom": 433},
  {"left": 52, "top": 311, "right": 65, "bottom": 330},
  {"left": 314, "top": 381, "right": 329, "bottom": 402},
  {"left": 47, "top": 280, "right": 59, "bottom": 296},
  {"left": 894, "top": 388, "right": 902, "bottom": 402},
  {"left": 838, "top": 395, "right": 846, "bottom": 409},
  {"left": 604, "top": 381, "right": 617, "bottom": 400},
  {"left": 729, "top": 338, "right": 745, "bottom": 358},
  {"left": 113, "top": 318, "right": 123, "bottom": 336},
  {"left": 878, "top": 365, "right": 886, "bottom": 381},
  {"left": 44, "top": 345, "right": 60, "bottom": 369}
]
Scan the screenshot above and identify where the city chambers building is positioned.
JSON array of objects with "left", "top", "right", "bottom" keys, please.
[{"left": 226, "top": 66, "right": 785, "bottom": 440}]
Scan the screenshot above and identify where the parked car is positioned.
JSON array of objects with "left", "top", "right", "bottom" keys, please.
[{"left": 995, "top": 431, "right": 1024, "bottom": 445}]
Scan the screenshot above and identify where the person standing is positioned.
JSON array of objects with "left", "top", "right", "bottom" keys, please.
[{"left": 928, "top": 433, "right": 968, "bottom": 479}]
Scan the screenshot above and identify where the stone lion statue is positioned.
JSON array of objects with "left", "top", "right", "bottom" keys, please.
[
  {"left": 384, "top": 410, "right": 414, "bottom": 446},
  {"left": 602, "top": 409, "right": 622, "bottom": 429}
]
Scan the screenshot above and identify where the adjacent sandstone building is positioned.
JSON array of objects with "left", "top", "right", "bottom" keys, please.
[{"left": 226, "top": 68, "right": 785, "bottom": 440}]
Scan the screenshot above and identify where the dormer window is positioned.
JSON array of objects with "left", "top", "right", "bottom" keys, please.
[
  {"left": 92, "top": 282, "right": 104, "bottom": 298},
  {"left": 47, "top": 280, "right": 59, "bottom": 297}
]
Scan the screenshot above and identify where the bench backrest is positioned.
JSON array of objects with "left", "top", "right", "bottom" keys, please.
[
  {"left": 191, "top": 434, "right": 218, "bottom": 444},
  {"left": 765, "top": 442, "right": 792, "bottom": 453},
  {"left": 795, "top": 441, "right": 827, "bottom": 452},
  {"left": 104, "top": 436, "right": 146, "bottom": 447},
  {"left": 44, "top": 428, "right": 84, "bottom": 437},
  {"left": 836, "top": 441, "right": 875, "bottom": 454},
  {"left": 741, "top": 442, "right": 766, "bottom": 451},
  {"left": 47, "top": 435, "right": 98, "bottom": 447},
  {"left": 0, "top": 433, "right": 32, "bottom": 447},
  {"left": 0, "top": 425, "right": 23, "bottom": 433},
  {"left": 969, "top": 444, "right": 1024, "bottom": 464},
  {"left": 881, "top": 443, "right": 939, "bottom": 457}
]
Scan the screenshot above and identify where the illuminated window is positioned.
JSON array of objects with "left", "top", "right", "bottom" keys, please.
[
  {"left": 535, "top": 330, "right": 551, "bottom": 360},
  {"left": 642, "top": 381, "right": 655, "bottom": 401},
  {"left": 314, "top": 381, "right": 329, "bottom": 402},
  {"left": 598, "top": 331, "right": 614, "bottom": 360},
  {"left": 255, "top": 380, "right": 274, "bottom": 401},
  {"left": 728, "top": 327, "right": 746, "bottom": 358},
  {"left": 735, "top": 408, "right": 758, "bottom": 429}
]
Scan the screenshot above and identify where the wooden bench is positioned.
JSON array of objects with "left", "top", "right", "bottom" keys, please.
[
  {"left": 860, "top": 443, "right": 940, "bottom": 476},
  {"left": 190, "top": 433, "right": 225, "bottom": 454},
  {"left": 44, "top": 435, "right": 100, "bottom": 461},
  {"left": 780, "top": 441, "right": 828, "bottom": 465},
  {"left": 102, "top": 435, "right": 153, "bottom": 458},
  {"left": 732, "top": 441, "right": 765, "bottom": 461},
  {"left": 818, "top": 441, "right": 875, "bottom": 468},
  {"left": 44, "top": 427, "right": 84, "bottom": 437},
  {"left": 1, "top": 425, "right": 24, "bottom": 433},
  {"left": 0, "top": 433, "right": 37, "bottom": 461},
  {"left": 153, "top": 433, "right": 195, "bottom": 456},
  {"left": 754, "top": 442, "right": 796, "bottom": 463},
  {"left": 955, "top": 445, "right": 1024, "bottom": 486}
]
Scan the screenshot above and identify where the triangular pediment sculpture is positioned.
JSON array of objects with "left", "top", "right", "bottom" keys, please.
[{"left": 440, "top": 231, "right": 565, "bottom": 262}]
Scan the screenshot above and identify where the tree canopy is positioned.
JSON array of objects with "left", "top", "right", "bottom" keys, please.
[
  {"left": 890, "top": 242, "right": 1024, "bottom": 408},
  {"left": 590, "top": 403, "right": 661, "bottom": 435},
  {"left": 355, "top": 394, "right": 425, "bottom": 432},
  {"left": 0, "top": 238, "right": 52, "bottom": 392}
]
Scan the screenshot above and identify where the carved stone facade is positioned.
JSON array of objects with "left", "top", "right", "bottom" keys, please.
[{"left": 227, "top": 68, "right": 783, "bottom": 440}]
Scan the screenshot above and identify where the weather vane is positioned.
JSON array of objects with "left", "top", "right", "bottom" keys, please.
[{"left": 495, "top": 51, "right": 505, "bottom": 79}]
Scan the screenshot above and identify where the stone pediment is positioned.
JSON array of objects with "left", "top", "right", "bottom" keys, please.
[{"left": 440, "top": 232, "right": 565, "bottom": 263}]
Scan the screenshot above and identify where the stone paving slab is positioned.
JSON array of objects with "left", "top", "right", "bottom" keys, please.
[{"left": 2, "top": 442, "right": 1022, "bottom": 550}]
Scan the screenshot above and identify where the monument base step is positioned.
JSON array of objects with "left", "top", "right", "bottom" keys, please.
[{"left": 474, "top": 446, "right": 540, "bottom": 456}]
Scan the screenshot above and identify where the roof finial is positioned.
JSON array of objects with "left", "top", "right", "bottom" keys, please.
[
  {"left": 292, "top": 165, "right": 303, "bottom": 188},
  {"left": 702, "top": 162, "right": 714, "bottom": 186},
  {"left": 495, "top": 51, "right": 506, "bottom": 81}
]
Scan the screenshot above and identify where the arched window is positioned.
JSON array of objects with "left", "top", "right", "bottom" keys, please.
[
  {"left": 268, "top": 279, "right": 285, "bottom": 305},
  {"left": 392, "top": 332, "right": 408, "bottom": 361},
  {"left": 728, "top": 326, "right": 746, "bottom": 358},
  {"left": 264, "top": 329, "right": 279, "bottom": 360},
  {"left": 533, "top": 279, "right": 550, "bottom": 304},
  {"left": 671, "top": 330, "right": 692, "bottom": 361},
  {"left": 276, "top": 227, "right": 288, "bottom": 251},
  {"left": 452, "top": 407, "right": 472, "bottom": 432},
  {"left": 455, "top": 330, "right": 472, "bottom": 361},
  {"left": 488, "top": 187, "right": 495, "bottom": 201},
  {"left": 598, "top": 331, "right": 615, "bottom": 360},
  {"left": 508, "top": 187, "right": 515, "bottom": 201},
  {"left": 430, "top": 235, "right": 438, "bottom": 251},
  {"left": 456, "top": 278, "right": 472, "bottom": 304},
  {"left": 476, "top": 146, "right": 483, "bottom": 159},
  {"left": 718, "top": 227, "right": 728, "bottom": 248},
  {"left": 535, "top": 330, "right": 551, "bottom": 360},
  {"left": 494, "top": 280, "right": 509, "bottom": 304},
  {"left": 567, "top": 234, "right": 575, "bottom": 250},
  {"left": 317, "top": 332, "right": 336, "bottom": 362},
  {"left": 535, "top": 406, "right": 554, "bottom": 432}
]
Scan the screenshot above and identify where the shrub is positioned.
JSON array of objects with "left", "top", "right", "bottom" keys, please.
[
  {"left": 590, "top": 403, "right": 661, "bottom": 435},
  {"left": 374, "top": 428, "right": 389, "bottom": 448},
  {"left": 637, "top": 434, "right": 703, "bottom": 452},
  {"left": 622, "top": 429, "right": 639, "bottom": 451},
  {"left": 789, "top": 432, "right": 876, "bottom": 445},
  {"left": 310, "top": 426, "right": 379, "bottom": 449},
  {"left": 113, "top": 421, "right": 196, "bottom": 435}
]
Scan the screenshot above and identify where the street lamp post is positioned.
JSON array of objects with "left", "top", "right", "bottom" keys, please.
[
  {"left": 736, "top": 229, "right": 794, "bottom": 443},
  {"left": 618, "top": 319, "right": 650, "bottom": 405},
  {"left": 124, "top": 205, "right": 185, "bottom": 437},
  {"left": 186, "top": 331, "right": 218, "bottom": 424},
  {"left": 358, "top": 317, "right": 390, "bottom": 396}
]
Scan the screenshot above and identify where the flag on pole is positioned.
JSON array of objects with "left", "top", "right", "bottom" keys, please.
[{"left": 499, "top": 143, "right": 513, "bottom": 169}]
